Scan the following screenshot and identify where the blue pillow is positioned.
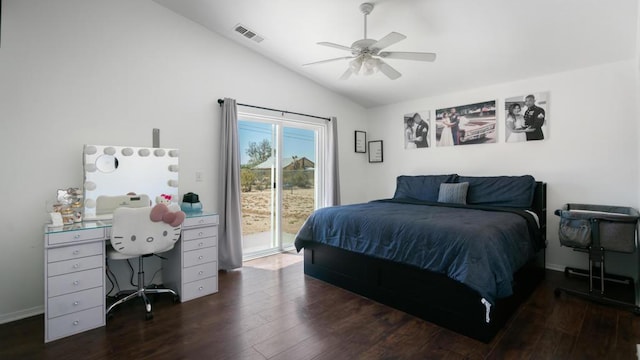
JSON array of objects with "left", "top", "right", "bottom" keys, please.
[
  {"left": 393, "top": 174, "right": 458, "bottom": 202},
  {"left": 457, "top": 175, "right": 536, "bottom": 208}
]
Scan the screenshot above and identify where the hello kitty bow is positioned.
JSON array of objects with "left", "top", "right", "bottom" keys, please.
[{"left": 150, "top": 204, "right": 186, "bottom": 227}]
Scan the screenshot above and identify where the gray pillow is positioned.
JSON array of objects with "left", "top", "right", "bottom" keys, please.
[{"left": 438, "top": 182, "right": 469, "bottom": 204}]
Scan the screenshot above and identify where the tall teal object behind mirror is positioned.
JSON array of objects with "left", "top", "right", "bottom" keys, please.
[{"left": 83, "top": 144, "right": 179, "bottom": 220}]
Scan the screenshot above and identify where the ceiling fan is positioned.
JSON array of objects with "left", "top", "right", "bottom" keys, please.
[{"left": 303, "top": 2, "right": 436, "bottom": 80}]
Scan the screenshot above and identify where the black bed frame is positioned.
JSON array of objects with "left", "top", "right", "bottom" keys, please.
[{"left": 302, "top": 182, "right": 547, "bottom": 343}]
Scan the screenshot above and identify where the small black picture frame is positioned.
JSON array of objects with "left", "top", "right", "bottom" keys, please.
[
  {"left": 355, "top": 131, "right": 366, "bottom": 153},
  {"left": 368, "top": 140, "right": 383, "bottom": 163}
]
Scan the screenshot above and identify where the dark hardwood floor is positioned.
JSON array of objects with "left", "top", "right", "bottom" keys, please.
[{"left": 2, "top": 252, "right": 639, "bottom": 359}]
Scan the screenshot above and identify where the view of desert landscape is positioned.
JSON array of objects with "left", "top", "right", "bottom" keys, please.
[{"left": 241, "top": 187, "right": 315, "bottom": 236}]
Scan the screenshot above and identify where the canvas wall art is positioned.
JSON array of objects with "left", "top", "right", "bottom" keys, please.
[
  {"left": 403, "top": 111, "right": 430, "bottom": 149},
  {"left": 504, "top": 92, "right": 549, "bottom": 142},
  {"left": 435, "top": 101, "right": 497, "bottom": 147}
]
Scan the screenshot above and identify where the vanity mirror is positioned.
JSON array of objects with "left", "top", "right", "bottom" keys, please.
[{"left": 83, "top": 144, "right": 179, "bottom": 220}]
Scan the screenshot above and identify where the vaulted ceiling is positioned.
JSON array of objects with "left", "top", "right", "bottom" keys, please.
[{"left": 154, "top": 0, "right": 638, "bottom": 108}]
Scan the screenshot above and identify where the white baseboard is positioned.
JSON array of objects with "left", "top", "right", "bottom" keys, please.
[
  {"left": 545, "top": 263, "right": 565, "bottom": 272},
  {"left": 0, "top": 306, "right": 44, "bottom": 324}
]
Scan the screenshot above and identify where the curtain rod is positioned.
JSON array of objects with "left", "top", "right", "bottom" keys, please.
[{"left": 217, "top": 99, "right": 331, "bottom": 121}]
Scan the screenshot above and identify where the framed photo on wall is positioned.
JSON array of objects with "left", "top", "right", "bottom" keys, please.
[
  {"left": 403, "top": 111, "right": 430, "bottom": 149},
  {"left": 505, "top": 92, "right": 549, "bottom": 142},
  {"left": 435, "top": 100, "right": 497, "bottom": 147},
  {"left": 368, "top": 140, "right": 383, "bottom": 163},
  {"left": 355, "top": 131, "right": 366, "bottom": 153}
]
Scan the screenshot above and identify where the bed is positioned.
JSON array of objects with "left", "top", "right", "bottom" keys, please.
[{"left": 294, "top": 175, "right": 547, "bottom": 342}]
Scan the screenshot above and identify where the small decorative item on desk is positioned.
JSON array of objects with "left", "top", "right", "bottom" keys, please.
[
  {"left": 71, "top": 201, "right": 83, "bottom": 223},
  {"left": 47, "top": 187, "right": 83, "bottom": 226},
  {"left": 156, "top": 194, "right": 173, "bottom": 206},
  {"left": 180, "top": 192, "right": 202, "bottom": 213},
  {"left": 61, "top": 208, "right": 75, "bottom": 225}
]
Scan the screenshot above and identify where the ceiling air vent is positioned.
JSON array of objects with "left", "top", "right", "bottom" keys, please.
[{"left": 233, "top": 24, "right": 264, "bottom": 43}]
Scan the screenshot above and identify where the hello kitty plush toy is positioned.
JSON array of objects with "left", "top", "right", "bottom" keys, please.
[
  {"left": 110, "top": 204, "right": 186, "bottom": 257},
  {"left": 156, "top": 194, "right": 173, "bottom": 206}
]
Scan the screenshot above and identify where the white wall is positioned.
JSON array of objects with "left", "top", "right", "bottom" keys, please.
[
  {"left": 365, "top": 60, "right": 639, "bottom": 276},
  {"left": 0, "top": 0, "right": 367, "bottom": 322}
]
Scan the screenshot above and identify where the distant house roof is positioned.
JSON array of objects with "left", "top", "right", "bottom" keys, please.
[{"left": 253, "top": 156, "right": 314, "bottom": 170}]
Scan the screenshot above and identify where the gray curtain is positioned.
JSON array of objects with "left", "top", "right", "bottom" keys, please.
[
  {"left": 327, "top": 116, "right": 341, "bottom": 206},
  {"left": 218, "top": 98, "right": 243, "bottom": 270}
]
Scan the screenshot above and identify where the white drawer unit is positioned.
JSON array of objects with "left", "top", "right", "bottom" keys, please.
[
  {"left": 44, "top": 228, "right": 107, "bottom": 343},
  {"left": 47, "top": 228, "right": 105, "bottom": 246},
  {"left": 163, "top": 213, "right": 219, "bottom": 304},
  {"left": 47, "top": 242, "right": 103, "bottom": 263},
  {"left": 183, "top": 235, "right": 217, "bottom": 252},
  {"left": 183, "top": 262, "right": 218, "bottom": 283},
  {"left": 182, "top": 226, "right": 218, "bottom": 241},
  {"left": 47, "top": 254, "right": 103, "bottom": 277},
  {"left": 47, "top": 287, "right": 103, "bottom": 319},
  {"left": 182, "top": 276, "right": 219, "bottom": 302},
  {"left": 47, "top": 306, "right": 104, "bottom": 341},
  {"left": 48, "top": 268, "right": 104, "bottom": 298},
  {"left": 43, "top": 212, "right": 219, "bottom": 343},
  {"left": 183, "top": 246, "right": 218, "bottom": 268},
  {"left": 183, "top": 214, "right": 219, "bottom": 228}
]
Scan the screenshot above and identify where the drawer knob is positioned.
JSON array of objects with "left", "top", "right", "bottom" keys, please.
[
  {"left": 198, "top": 286, "right": 204, "bottom": 291},
  {"left": 73, "top": 263, "right": 80, "bottom": 269},
  {"left": 198, "top": 219, "right": 204, "bottom": 224},
  {"left": 198, "top": 232, "right": 204, "bottom": 236},
  {"left": 198, "top": 256, "right": 204, "bottom": 260},
  {"left": 198, "top": 242, "right": 204, "bottom": 247},
  {"left": 72, "top": 250, "right": 80, "bottom": 255},
  {"left": 73, "top": 301, "right": 79, "bottom": 306},
  {"left": 73, "top": 280, "right": 79, "bottom": 286},
  {"left": 198, "top": 271, "right": 204, "bottom": 275},
  {"left": 73, "top": 320, "right": 79, "bottom": 326}
]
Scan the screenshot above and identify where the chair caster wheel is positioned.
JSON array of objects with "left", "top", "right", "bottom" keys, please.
[
  {"left": 554, "top": 289, "right": 562, "bottom": 298},
  {"left": 173, "top": 295, "right": 180, "bottom": 304},
  {"left": 107, "top": 312, "right": 114, "bottom": 321},
  {"left": 145, "top": 312, "right": 153, "bottom": 320},
  {"left": 564, "top": 268, "right": 570, "bottom": 277},
  {"left": 633, "top": 307, "right": 640, "bottom": 316}
]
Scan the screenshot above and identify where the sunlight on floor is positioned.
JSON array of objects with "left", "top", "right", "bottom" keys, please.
[{"left": 243, "top": 251, "right": 303, "bottom": 271}]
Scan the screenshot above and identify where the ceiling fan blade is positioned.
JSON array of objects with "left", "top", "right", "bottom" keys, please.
[
  {"left": 317, "top": 42, "right": 354, "bottom": 52},
  {"left": 339, "top": 68, "right": 353, "bottom": 80},
  {"left": 379, "top": 51, "right": 437, "bottom": 62},
  {"left": 371, "top": 32, "right": 407, "bottom": 51},
  {"left": 303, "top": 56, "right": 355, "bottom": 66},
  {"left": 378, "top": 60, "right": 402, "bottom": 80}
]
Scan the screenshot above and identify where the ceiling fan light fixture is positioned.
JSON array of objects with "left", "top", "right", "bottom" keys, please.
[
  {"left": 363, "top": 56, "right": 380, "bottom": 76},
  {"left": 306, "top": 2, "right": 435, "bottom": 80},
  {"left": 349, "top": 57, "right": 364, "bottom": 75}
]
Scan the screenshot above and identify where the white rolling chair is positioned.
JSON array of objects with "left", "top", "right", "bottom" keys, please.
[{"left": 106, "top": 204, "right": 186, "bottom": 320}]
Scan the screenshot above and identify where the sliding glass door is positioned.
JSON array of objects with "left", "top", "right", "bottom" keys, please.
[
  {"left": 238, "top": 115, "right": 323, "bottom": 258},
  {"left": 281, "top": 126, "right": 317, "bottom": 249}
]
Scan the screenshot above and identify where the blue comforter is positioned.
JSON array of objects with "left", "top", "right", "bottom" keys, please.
[{"left": 294, "top": 199, "right": 542, "bottom": 304}]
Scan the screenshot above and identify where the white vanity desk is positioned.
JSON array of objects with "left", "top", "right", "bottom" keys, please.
[{"left": 43, "top": 212, "right": 219, "bottom": 343}]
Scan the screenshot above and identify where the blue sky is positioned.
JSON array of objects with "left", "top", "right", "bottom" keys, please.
[{"left": 238, "top": 120, "right": 315, "bottom": 165}]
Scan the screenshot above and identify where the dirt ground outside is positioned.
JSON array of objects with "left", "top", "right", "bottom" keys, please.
[{"left": 241, "top": 188, "right": 315, "bottom": 236}]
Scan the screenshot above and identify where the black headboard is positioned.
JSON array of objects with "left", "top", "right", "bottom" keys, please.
[{"left": 532, "top": 181, "right": 547, "bottom": 245}]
